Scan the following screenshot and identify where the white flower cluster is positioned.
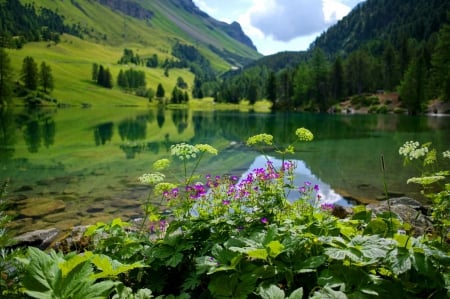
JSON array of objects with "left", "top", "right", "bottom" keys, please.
[
  {"left": 170, "top": 143, "right": 200, "bottom": 160},
  {"left": 443, "top": 150, "right": 450, "bottom": 159},
  {"left": 399, "top": 141, "right": 428, "bottom": 160},
  {"left": 138, "top": 172, "right": 165, "bottom": 185}
]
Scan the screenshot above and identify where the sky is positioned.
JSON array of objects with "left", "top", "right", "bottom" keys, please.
[{"left": 193, "top": 0, "right": 366, "bottom": 55}]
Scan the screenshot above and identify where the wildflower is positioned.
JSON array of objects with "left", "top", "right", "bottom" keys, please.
[
  {"left": 295, "top": 127, "right": 314, "bottom": 141},
  {"left": 314, "top": 184, "right": 320, "bottom": 192},
  {"left": 246, "top": 133, "right": 274, "bottom": 146},
  {"left": 222, "top": 200, "right": 231, "bottom": 205},
  {"left": 195, "top": 144, "right": 218, "bottom": 155},
  {"left": 139, "top": 172, "right": 165, "bottom": 185},
  {"left": 443, "top": 150, "right": 450, "bottom": 159},
  {"left": 320, "top": 203, "right": 334, "bottom": 211},
  {"left": 153, "top": 159, "right": 170, "bottom": 170},
  {"left": 261, "top": 217, "right": 269, "bottom": 224},
  {"left": 399, "top": 141, "right": 429, "bottom": 160},
  {"left": 187, "top": 183, "right": 207, "bottom": 199},
  {"left": 154, "top": 182, "right": 178, "bottom": 197},
  {"left": 171, "top": 143, "right": 200, "bottom": 160}
]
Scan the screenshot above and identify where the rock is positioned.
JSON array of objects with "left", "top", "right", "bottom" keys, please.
[
  {"left": 14, "top": 228, "right": 60, "bottom": 249},
  {"left": 14, "top": 185, "right": 33, "bottom": 192},
  {"left": 367, "top": 197, "right": 433, "bottom": 237},
  {"left": 19, "top": 198, "right": 66, "bottom": 217},
  {"left": 111, "top": 199, "right": 141, "bottom": 209}
]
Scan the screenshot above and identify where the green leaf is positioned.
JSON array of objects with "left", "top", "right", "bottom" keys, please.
[
  {"left": 89, "top": 254, "right": 144, "bottom": 279},
  {"left": 288, "top": 287, "right": 304, "bottom": 299},
  {"left": 296, "top": 255, "right": 327, "bottom": 272},
  {"left": 364, "top": 219, "right": 387, "bottom": 235},
  {"left": 266, "top": 240, "right": 284, "bottom": 258},
  {"left": 389, "top": 247, "right": 412, "bottom": 275},
  {"left": 258, "top": 284, "right": 285, "bottom": 299},
  {"left": 247, "top": 248, "right": 269, "bottom": 261},
  {"left": 166, "top": 252, "right": 184, "bottom": 268}
]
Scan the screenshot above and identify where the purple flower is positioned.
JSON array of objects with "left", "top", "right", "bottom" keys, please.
[
  {"left": 261, "top": 217, "right": 269, "bottom": 224},
  {"left": 314, "top": 184, "right": 319, "bottom": 192},
  {"left": 222, "top": 200, "right": 231, "bottom": 205},
  {"left": 320, "top": 203, "right": 334, "bottom": 211}
]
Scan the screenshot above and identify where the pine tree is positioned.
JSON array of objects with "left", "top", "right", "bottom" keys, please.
[
  {"left": 0, "top": 48, "right": 13, "bottom": 105},
  {"left": 430, "top": 22, "right": 450, "bottom": 102},
  {"left": 330, "top": 55, "right": 345, "bottom": 101},
  {"left": 92, "top": 63, "right": 99, "bottom": 81},
  {"left": 399, "top": 47, "right": 428, "bottom": 114},
  {"left": 156, "top": 83, "right": 165, "bottom": 98},
  {"left": 266, "top": 72, "right": 277, "bottom": 105},
  {"left": 39, "top": 61, "right": 54, "bottom": 92},
  {"left": 21, "top": 56, "right": 38, "bottom": 90}
]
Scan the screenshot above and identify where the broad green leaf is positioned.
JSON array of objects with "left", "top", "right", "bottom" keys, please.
[
  {"left": 296, "top": 255, "right": 327, "bottom": 272},
  {"left": 389, "top": 247, "right": 412, "bottom": 275},
  {"left": 90, "top": 254, "right": 144, "bottom": 279},
  {"left": 364, "top": 219, "right": 387, "bottom": 235},
  {"left": 58, "top": 261, "right": 94, "bottom": 298},
  {"left": 111, "top": 217, "right": 130, "bottom": 228},
  {"left": 394, "top": 234, "right": 412, "bottom": 249},
  {"left": 266, "top": 240, "right": 284, "bottom": 258},
  {"left": 288, "top": 287, "right": 304, "bottom": 299},
  {"left": 166, "top": 252, "right": 184, "bottom": 268},
  {"left": 247, "top": 248, "right": 269, "bottom": 261},
  {"left": 59, "top": 252, "right": 91, "bottom": 278},
  {"left": 258, "top": 284, "right": 285, "bottom": 299}
]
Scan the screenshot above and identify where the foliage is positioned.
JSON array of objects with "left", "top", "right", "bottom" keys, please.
[
  {"left": 0, "top": 180, "right": 24, "bottom": 298},
  {"left": 99, "top": 129, "right": 447, "bottom": 297},
  {"left": 16, "top": 246, "right": 145, "bottom": 298},
  {"left": 21, "top": 56, "right": 38, "bottom": 91},
  {"left": 399, "top": 141, "right": 450, "bottom": 246},
  {"left": 11, "top": 130, "right": 450, "bottom": 298},
  {"left": 0, "top": 48, "right": 13, "bottom": 106}
]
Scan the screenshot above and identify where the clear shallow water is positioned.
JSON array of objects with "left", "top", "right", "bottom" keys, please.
[{"left": 1, "top": 107, "right": 449, "bottom": 235}]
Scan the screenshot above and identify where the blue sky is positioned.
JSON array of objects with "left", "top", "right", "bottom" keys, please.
[{"left": 193, "top": 0, "right": 365, "bottom": 55}]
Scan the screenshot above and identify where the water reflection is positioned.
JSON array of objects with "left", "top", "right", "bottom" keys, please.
[
  {"left": 94, "top": 122, "right": 114, "bottom": 145},
  {"left": 242, "top": 155, "right": 351, "bottom": 207}
]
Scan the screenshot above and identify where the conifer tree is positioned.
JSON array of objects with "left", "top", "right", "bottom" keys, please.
[
  {"left": 39, "top": 61, "right": 54, "bottom": 92},
  {"left": 21, "top": 56, "right": 38, "bottom": 90},
  {"left": 156, "top": 83, "right": 165, "bottom": 98},
  {"left": 0, "top": 48, "right": 13, "bottom": 105}
]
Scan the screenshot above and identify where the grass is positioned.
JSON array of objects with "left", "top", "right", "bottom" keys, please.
[{"left": 5, "top": 0, "right": 261, "bottom": 106}]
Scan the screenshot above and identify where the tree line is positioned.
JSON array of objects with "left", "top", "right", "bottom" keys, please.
[
  {"left": 0, "top": 0, "right": 81, "bottom": 48},
  {"left": 213, "top": 18, "right": 450, "bottom": 113},
  {"left": 0, "top": 49, "right": 54, "bottom": 106}
]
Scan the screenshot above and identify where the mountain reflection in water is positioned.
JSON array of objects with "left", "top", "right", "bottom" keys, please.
[{"left": 242, "top": 155, "right": 351, "bottom": 207}]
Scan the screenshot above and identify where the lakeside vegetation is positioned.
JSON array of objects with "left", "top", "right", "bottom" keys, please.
[
  {"left": 0, "top": 0, "right": 449, "bottom": 297},
  {"left": 1, "top": 129, "right": 449, "bottom": 298}
]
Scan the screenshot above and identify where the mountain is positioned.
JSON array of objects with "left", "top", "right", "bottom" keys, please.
[
  {"left": 0, "top": 0, "right": 262, "bottom": 106},
  {"left": 216, "top": 0, "right": 450, "bottom": 112},
  {"left": 309, "top": 0, "right": 450, "bottom": 56}
]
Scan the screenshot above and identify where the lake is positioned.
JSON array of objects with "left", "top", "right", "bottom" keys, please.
[{"left": 1, "top": 107, "right": 449, "bottom": 236}]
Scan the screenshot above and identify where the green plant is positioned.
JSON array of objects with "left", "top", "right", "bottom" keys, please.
[
  {"left": 119, "top": 130, "right": 449, "bottom": 297},
  {"left": 0, "top": 180, "right": 24, "bottom": 298},
  {"left": 399, "top": 141, "right": 450, "bottom": 246},
  {"left": 16, "top": 246, "right": 144, "bottom": 299}
]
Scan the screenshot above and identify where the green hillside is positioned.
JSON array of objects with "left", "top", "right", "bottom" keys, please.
[{"left": 1, "top": 0, "right": 261, "bottom": 106}]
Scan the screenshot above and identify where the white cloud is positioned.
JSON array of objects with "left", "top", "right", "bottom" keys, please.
[
  {"left": 245, "top": 0, "right": 353, "bottom": 42},
  {"left": 193, "top": 0, "right": 217, "bottom": 16},
  {"left": 193, "top": 0, "right": 365, "bottom": 55}
]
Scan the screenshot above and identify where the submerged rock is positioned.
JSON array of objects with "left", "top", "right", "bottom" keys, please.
[
  {"left": 14, "top": 228, "right": 60, "bottom": 250},
  {"left": 19, "top": 198, "right": 66, "bottom": 217}
]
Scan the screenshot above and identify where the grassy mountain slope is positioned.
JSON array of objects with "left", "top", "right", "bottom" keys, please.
[{"left": 5, "top": 0, "right": 260, "bottom": 106}]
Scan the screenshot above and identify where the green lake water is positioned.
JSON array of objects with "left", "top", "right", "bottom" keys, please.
[{"left": 1, "top": 107, "right": 449, "bottom": 236}]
